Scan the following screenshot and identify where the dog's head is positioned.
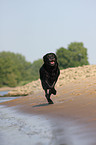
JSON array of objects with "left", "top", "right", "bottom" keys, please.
[{"left": 43, "top": 53, "right": 57, "bottom": 66}]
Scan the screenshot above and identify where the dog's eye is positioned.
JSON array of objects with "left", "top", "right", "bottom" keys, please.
[
  {"left": 49, "top": 58, "right": 55, "bottom": 62},
  {"left": 48, "top": 55, "right": 55, "bottom": 60}
]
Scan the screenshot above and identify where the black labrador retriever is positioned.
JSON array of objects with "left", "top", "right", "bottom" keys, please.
[{"left": 39, "top": 53, "right": 60, "bottom": 104}]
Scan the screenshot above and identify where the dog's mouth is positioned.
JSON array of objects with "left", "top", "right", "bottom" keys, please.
[{"left": 50, "top": 61, "right": 55, "bottom": 65}]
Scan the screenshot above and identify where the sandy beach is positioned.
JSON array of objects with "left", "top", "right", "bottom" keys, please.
[{"left": 0, "top": 65, "right": 96, "bottom": 145}]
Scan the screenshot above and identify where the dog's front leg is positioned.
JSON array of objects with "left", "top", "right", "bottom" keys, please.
[{"left": 45, "top": 89, "right": 54, "bottom": 104}]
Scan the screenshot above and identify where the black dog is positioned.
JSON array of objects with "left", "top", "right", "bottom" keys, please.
[{"left": 39, "top": 53, "right": 60, "bottom": 104}]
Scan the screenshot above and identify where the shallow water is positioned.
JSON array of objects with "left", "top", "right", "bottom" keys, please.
[
  {"left": 0, "top": 97, "right": 18, "bottom": 103},
  {"left": 0, "top": 91, "right": 9, "bottom": 96},
  {"left": 0, "top": 106, "right": 53, "bottom": 145},
  {"left": 0, "top": 106, "right": 96, "bottom": 145},
  {"left": 0, "top": 93, "right": 96, "bottom": 145},
  {"left": 0, "top": 91, "right": 18, "bottom": 103},
  {"left": 51, "top": 119, "right": 96, "bottom": 145}
]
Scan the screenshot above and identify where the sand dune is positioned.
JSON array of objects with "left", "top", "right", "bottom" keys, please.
[{"left": 7, "top": 65, "right": 96, "bottom": 96}]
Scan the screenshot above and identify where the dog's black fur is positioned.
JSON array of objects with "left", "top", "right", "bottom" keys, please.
[{"left": 39, "top": 53, "right": 60, "bottom": 104}]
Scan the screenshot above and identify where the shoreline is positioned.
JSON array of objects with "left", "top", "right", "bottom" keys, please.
[
  {"left": 0, "top": 64, "right": 96, "bottom": 144},
  {"left": 0, "top": 87, "right": 14, "bottom": 91},
  {"left": 0, "top": 77, "right": 96, "bottom": 144},
  {"left": 0, "top": 77, "right": 96, "bottom": 124}
]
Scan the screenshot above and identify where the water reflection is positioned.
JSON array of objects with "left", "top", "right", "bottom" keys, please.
[
  {"left": 0, "top": 97, "right": 18, "bottom": 103},
  {"left": 0, "top": 90, "right": 9, "bottom": 96},
  {"left": 0, "top": 91, "right": 18, "bottom": 103}
]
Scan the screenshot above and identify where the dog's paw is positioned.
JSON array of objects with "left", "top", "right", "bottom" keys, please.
[{"left": 48, "top": 98, "right": 54, "bottom": 104}]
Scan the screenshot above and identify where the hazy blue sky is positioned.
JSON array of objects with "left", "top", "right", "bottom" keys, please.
[{"left": 0, "top": 0, "right": 96, "bottom": 64}]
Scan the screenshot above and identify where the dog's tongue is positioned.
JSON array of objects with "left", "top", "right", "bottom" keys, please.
[{"left": 50, "top": 61, "right": 55, "bottom": 65}]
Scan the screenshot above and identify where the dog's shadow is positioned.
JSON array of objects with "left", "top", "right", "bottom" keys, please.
[{"left": 32, "top": 103, "right": 49, "bottom": 108}]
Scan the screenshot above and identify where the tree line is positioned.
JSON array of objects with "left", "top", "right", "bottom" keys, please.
[
  {"left": 56, "top": 42, "right": 89, "bottom": 69},
  {"left": 0, "top": 42, "right": 89, "bottom": 87}
]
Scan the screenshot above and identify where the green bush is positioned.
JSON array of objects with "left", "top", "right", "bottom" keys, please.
[
  {"left": 56, "top": 42, "right": 89, "bottom": 69},
  {"left": 0, "top": 51, "right": 43, "bottom": 87}
]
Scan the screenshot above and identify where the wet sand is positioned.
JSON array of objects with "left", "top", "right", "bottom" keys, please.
[{"left": 0, "top": 76, "right": 96, "bottom": 145}]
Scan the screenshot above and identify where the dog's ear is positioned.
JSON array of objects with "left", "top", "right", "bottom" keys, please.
[{"left": 43, "top": 54, "right": 48, "bottom": 63}]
